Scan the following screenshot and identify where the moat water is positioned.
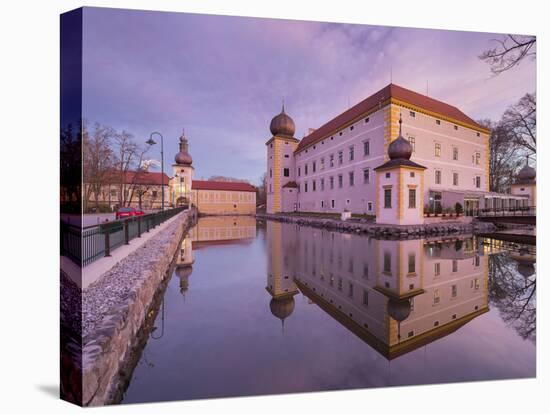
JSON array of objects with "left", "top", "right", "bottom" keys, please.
[{"left": 121, "top": 216, "right": 536, "bottom": 404}]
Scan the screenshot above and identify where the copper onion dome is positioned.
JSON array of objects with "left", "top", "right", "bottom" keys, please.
[
  {"left": 387, "top": 298, "right": 412, "bottom": 323},
  {"left": 269, "top": 296, "right": 295, "bottom": 321},
  {"left": 270, "top": 103, "right": 296, "bottom": 137},
  {"left": 388, "top": 113, "right": 413, "bottom": 160},
  {"left": 517, "top": 156, "right": 536, "bottom": 182},
  {"left": 175, "top": 130, "right": 193, "bottom": 165}
]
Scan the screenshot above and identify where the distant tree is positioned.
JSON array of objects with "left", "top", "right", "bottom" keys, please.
[
  {"left": 208, "top": 175, "right": 249, "bottom": 183},
  {"left": 502, "top": 93, "right": 536, "bottom": 156},
  {"left": 480, "top": 34, "right": 536, "bottom": 75},
  {"left": 82, "top": 122, "right": 115, "bottom": 211},
  {"left": 479, "top": 119, "right": 523, "bottom": 193},
  {"left": 256, "top": 172, "right": 267, "bottom": 207}
]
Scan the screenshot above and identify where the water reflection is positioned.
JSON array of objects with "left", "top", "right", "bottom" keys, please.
[
  {"left": 265, "top": 222, "right": 495, "bottom": 360},
  {"left": 121, "top": 218, "right": 535, "bottom": 404}
]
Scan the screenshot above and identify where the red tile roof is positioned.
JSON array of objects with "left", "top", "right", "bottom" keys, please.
[
  {"left": 296, "top": 83, "right": 489, "bottom": 153},
  {"left": 192, "top": 180, "right": 256, "bottom": 192},
  {"left": 107, "top": 171, "right": 170, "bottom": 186}
]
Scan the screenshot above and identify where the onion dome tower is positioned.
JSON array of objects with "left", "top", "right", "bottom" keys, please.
[
  {"left": 374, "top": 113, "right": 426, "bottom": 225},
  {"left": 517, "top": 156, "right": 536, "bottom": 184},
  {"left": 174, "top": 130, "right": 193, "bottom": 166},
  {"left": 171, "top": 129, "right": 195, "bottom": 207},
  {"left": 269, "top": 103, "right": 296, "bottom": 137},
  {"left": 388, "top": 298, "right": 412, "bottom": 342},
  {"left": 265, "top": 102, "right": 300, "bottom": 214},
  {"left": 511, "top": 155, "right": 536, "bottom": 208},
  {"left": 269, "top": 296, "right": 296, "bottom": 333}
]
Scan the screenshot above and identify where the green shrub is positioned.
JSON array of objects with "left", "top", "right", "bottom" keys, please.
[{"left": 455, "top": 202, "right": 464, "bottom": 215}]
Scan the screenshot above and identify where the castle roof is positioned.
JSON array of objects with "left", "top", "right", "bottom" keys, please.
[
  {"left": 296, "top": 83, "right": 489, "bottom": 153},
  {"left": 191, "top": 180, "right": 256, "bottom": 192}
]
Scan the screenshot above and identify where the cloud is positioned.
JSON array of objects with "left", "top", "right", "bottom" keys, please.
[{"left": 82, "top": 8, "right": 536, "bottom": 184}]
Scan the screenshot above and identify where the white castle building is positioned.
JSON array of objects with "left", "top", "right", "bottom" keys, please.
[{"left": 265, "top": 83, "right": 534, "bottom": 223}]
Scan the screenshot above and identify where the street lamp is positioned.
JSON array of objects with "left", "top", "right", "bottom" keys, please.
[{"left": 146, "top": 131, "right": 165, "bottom": 211}]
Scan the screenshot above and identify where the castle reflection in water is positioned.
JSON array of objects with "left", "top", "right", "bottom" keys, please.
[{"left": 173, "top": 216, "right": 531, "bottom": 361}]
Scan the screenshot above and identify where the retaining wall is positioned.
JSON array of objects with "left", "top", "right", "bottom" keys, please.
[{"left": 80, "top": 210, "right": 196, "bottom": 406}]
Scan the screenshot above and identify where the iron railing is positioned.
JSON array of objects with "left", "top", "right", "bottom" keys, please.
[
  {"left": 61, "top": 207, "right": 187, "bottom": 267},
  {"left": 477, "top": 206, "right": 536, "bottom": 217}
]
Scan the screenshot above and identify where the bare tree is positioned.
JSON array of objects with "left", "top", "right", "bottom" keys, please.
[
  {"left": 256, "top": 172, "right": 267, "bottom": 207},
  {"left": 502, "top": 93, "right": 536, "bottom": 156},
  {"left": 111, "top": 130, "right": 149, "bottom": 207},
  {"left": 480, "top": 34, "right": 536, "bottom": 75},
  {"left": 82, "top": 122, "right": 115, "bottom": 211},
  {"left": 479, "top": 119, "right": 522, "bottom": 193}
]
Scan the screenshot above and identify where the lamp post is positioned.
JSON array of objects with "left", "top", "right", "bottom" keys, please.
[{"left": 146, "top": 132, "right": 164, "bottom": 211}]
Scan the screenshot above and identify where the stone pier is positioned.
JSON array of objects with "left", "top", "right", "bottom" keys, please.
[{"left": 79, "top": 210, "right": 196, "bottom": 406}]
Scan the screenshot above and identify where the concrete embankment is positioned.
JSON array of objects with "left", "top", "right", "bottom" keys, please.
[
  {"left": 256, "top": 213, "right": 496, "bottom": 238},
  {"left": 80, "top": 210, "right": 196, "bottom": 406}
]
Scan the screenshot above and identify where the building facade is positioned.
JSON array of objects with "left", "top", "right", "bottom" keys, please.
[
  {"left": 169, "top": 130, "right": 257, "bottom": 215},
  {"left": 266, "top": 83, "right": 534, "bottom": 218}
]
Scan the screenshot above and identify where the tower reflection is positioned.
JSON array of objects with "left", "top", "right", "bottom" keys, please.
[{"left": 266, "top": 221, "right": 490, "bottom": 359}]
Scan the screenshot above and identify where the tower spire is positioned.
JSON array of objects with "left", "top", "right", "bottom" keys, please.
[
  {"left": 282, "top": 97, "right": 285, "bottom": 113},
  {"left": 398, "top": 112, "right": 403, "bottom": 137}
]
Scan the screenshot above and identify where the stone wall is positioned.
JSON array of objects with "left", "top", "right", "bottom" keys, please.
[
  {"left": 257, "top": 213, "right": 496, "bottom": 239},
  {"left": 80, "top": 210, "right": 196, "bottom": 406}
]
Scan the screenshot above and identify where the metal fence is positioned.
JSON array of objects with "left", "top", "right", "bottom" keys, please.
[
  {"left": 477, "top": 206, "right": 536, "bottom": 217},
  {"left": 61, "top": 207, "right": 186, "bottom": 267}
]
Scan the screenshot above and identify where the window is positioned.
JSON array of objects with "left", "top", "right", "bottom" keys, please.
[
  {"left": 477, "top": 132, "right": 481, "bottom": 137},
  {"left": 298, "top": 167, "right": 301, "bottom": 177},
  {"left": 436, "top": 119, "right": 441, "bottom": 125},
  {"left": 339, "top": 131, "right": 343, "bottom": 136},
  {"left": 408, "top": 331, "right": 414, "bottom": 338},
  {"left": 367, "top": 201, "right": 373, "bottom": 211},
  {"left": 384, "top": 252, "right": 391, "bottom": 273},
  {"left": 320, "top": 157, "right": 325, "bottom": 170},
  {"left": 475, "top": 255, "right": 480, "bottom": 267},
  {"left": 329, "top": 154, "right": 335, "bottom": 167},
  {"left": 408, "top": 188, "right": 416, "bottom": 208},
  {"left": 313, "top": 180, "right": 318, "bottom": 191},
  {"left": 384, "top": 188, "right": 392, "bottom": 208},
  {"left": 410, "top": 171, "right": 415, "bottom": 178},
  {"left": 363, "top": 140, "right": 370, "bottom": 156},
  {"left": 365, "top": 117, "right": 370, "bottom": 123},
  {"left": 331, "top": 199, "right": 335, "bottom": 209},
  {"left": 408, "top": 253, "right": 416, "bottom": 273},
  {"left": 338, "top": 277, "right": 343, "bottom": 291},
  {"left": 475, "top": 152, "right": 481, "bottom": 165},
  {"left": 329, "top": 176, "right": 334, "bottom": 190},
  {"left": 385, "top": 172, "right": 391, "bottom": 178},
  {"left": 304, "top": 182, "right": 308, "bottom": 192},
  {"left": 284, "top": 154, "right": 289, "bottom": 158},
  {"left": 474, "top": 278, "right": 480, "bottom": 290},
  {"left": 452, "top": 260, "right": 458, "bottom": 272},
  {"left": 312, "top": 161, "right": 316, "bottom": 173},
  {"left": 452, "top": 284, "right": 458, "bottom": 298},
  {"left": 321, "top": 200, "right": 324, "bottom": 208},
  {"left": 348, "top": 282, "right": 354, "bottom": 298},
  {"left": 349, "top": 171, "right": 354, "bottom": 187},
  {"left": 363, "top": 290, "right": 369, "bottom": 306},
  {"left": 476, "top": 176, "right": 481, "bottom": 188},
  {"left": 338, "top": 174, "right": 343, "bottom": 188},
  {"left": 152, "top": 190, "right": 158, "bottom": 197},
  {"left": 408, "top": 136, "right": 415, "bottom": 152},
  {"left": 410, "top": 110, "right": 416, "bottom": 117},
  {"left": 338, "top": 150, "right": 343, "bottom": 165},
  {"left": 435, "top": 143, "right": 441, "bottom": 157},
  {"left": 434, "top": 262, "right": 441, "bottom": 276},
  {"left": 350, "top": 125, "right": 354, "bottom": 131},
  {"left": 270, "top": 168, "right": 272, "bottom": 178},
  {"left": 363, "top": 168, "right": 370, "bottom": 184},
  {"left": 453, "top": 172, "right": 459, "bottom": 186},
  {"left": 305, "top": 164, "right": 308, "bottom": 175},
  {"left": 320, "top": 178, "right": 325, "bottom": 191},
  {"left": 349, "top": 146, "right": 354, "bottom": 161},
  {"left": 453, "top": 147, "right": 458, "bottom": 161},
  {"left": 454, "top": 125, "right": 458, "bottom": 130},
  {"left": 435, "top": 170, "right": 442, "bottom": 184},
  {"left": 363, "top": 263, "right": 369, "bottom": 278},
  {"left": 283, "top": 168, "right": 289, "bottom": 177},
  {"left": 434, "top": 289, "right": 440, "bottom": 304}
]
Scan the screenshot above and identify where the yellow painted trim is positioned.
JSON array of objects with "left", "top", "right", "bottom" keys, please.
[{"left": 398, "top": 169, "right": 404, "bottom": 220}]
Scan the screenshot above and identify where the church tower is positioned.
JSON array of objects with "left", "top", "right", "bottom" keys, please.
[
  {"left": 171, "top": 129, "right": 194, "bottom": 207},
  {"left": 266, "top": 104, "right": 300, "bottom": 214}
]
